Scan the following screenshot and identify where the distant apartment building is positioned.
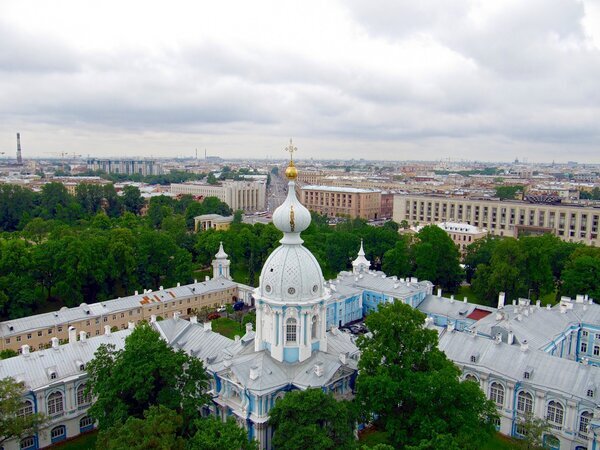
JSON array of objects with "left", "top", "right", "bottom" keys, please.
[
  {"left": 300, "top": 185, "right": 381, "bottom": 220},
  {"left": 394, "top": 194, "right": 600, "bottom": 245},
  {"left": 171, "top": 180, "right": 266, "bottom": 212},
  {"left": 87, "top": 159, "right": 163, "bottom": 176},
  {"left": 380, "top": 192, "right": 395, "bottom": 219},
  {"left": 52, "top": 176, "right": 110, "bottom": 195}
]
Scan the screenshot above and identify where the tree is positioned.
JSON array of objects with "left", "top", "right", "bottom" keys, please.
[
  {"left": 0, "top": 377, "right": 46, "bottom": 446},
  {"left": 0, "top": 185, "right": 38, "bottom": 231},
  {"left": 96, "top": 405, "right": 185, "bottom": 450},
  {"left": 207, "top": 173, "right": 218, "bottom": 185},
  {"left": 188, "top": 416, "right": 258, "bottom": 450},
  {"left": 122, "top": 185, "right": 145, "bottom": 215},
  {"left": 561, "top": 250, "right": 600, "bottom": 299},
  {"left": 269, "top": 388, "right": 356, "bottom": 450},
  {"left": 355, "top": 302, "right": 497, "bottom": 449},
  {"left": 413, "top": 225, "right": 462, "bottom": 291},
  {"left": 382, "top": 236, "right": 412, "bottom": 278},
  {"left": 463, "top": 236, "right": 499, "bottom": 283},
  {"left": 233, "top": 210, "right": 243, "bottom": 225},
  {"left": 494, "top": 185, "right": 523, "bottom": 200},
  {"left": 471, "top": 238, "right": 527, "bottom": 305},
  {"left": 86, "top": 323, "right": 210, "bottom": 429},
  {"left": 516, "top": 413, "right": 551, "bottom": 450},
  {"left": 0, "top": 349, "right": 18, "bottom": 359}
]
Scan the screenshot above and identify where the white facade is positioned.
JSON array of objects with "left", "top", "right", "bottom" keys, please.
[
  {"left": 254, "top": 174, "right": 329, "bottom": 363},
  {"left": 212, "top": 242, "right": 231, "bottom": 280},
  {"left": 171, "top": 181, "right": 266, "bottom": 212}
]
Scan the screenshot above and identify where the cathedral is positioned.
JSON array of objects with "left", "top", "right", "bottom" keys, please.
[{"left": 155, "top": 148, "right": 359, "bottom": 448}]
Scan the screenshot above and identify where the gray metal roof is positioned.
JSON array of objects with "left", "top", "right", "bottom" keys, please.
[
  {"left": 155, "top": 318, "right": 359, "bottom": 396},
  {"left": 417, "top": 294, "right": 495, "bottom": 321},
  {"left": 335, "top": 270, "right": 433, "bottom": 299},
  {"left": 439, "top": 330, "right": 600, "bottom": 401},
  {"left": 472, "top": 300, "right": 600, "bottom": 350},
  {"left": 0, "top": 330, "right": 131, "bottom": 391},
  {"left": 0, "top": 278, "right": 237, "bottom": 337}
]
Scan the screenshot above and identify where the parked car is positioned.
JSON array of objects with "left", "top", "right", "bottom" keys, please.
[
  {"left": 233, "top": 301, "right": 245, "bottom": 311},
  {"left": 207, "top": 312, "right": 220, "bottom": 320},
  {"left": 216, "top": 305, "right": 226, "bottom": 312}
]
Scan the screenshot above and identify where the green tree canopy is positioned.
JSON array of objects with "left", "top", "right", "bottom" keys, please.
[
  {"left": 0, "top": 377, "right": 46, "bottom": 445},
  {"left": 561, "top": 248, "right": 600, "bottom": 300},
  {"left": 86, "top": 323, "right": 210, "bottom": 429},
  {"left": 494, "top": 185, "right": 523, "bottom": 200},
  {"left": 413, "top": 225, "right": 462, "bottom": 291},
  {"left": 188, "top": 416, "right": 258, "bottom": 450},
  {"left": 269, "top": 388, "right": 356, "bottom": 450},
  {"left": 355, "top": 302, "right": 497, "bottom": 449},
  {"left": 96, "top": 405, "right": 185, "bottom": 450}
]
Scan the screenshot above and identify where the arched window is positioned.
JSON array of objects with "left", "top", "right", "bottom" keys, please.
[
  {"left": 579, "top": 411, "right": 592, "bottom": 434},
  {"left": 77, "top": 384, "right": 91, "bottom": 406},
  {"left": 547, "top": 401, "right": 564, "bottom": 426},
  {"left": 311, "top": 315, "right": 318, "bottom": 340},
  {"left": 464, "top": 373, "right": 478, "bottom": 383},
  {"left": 19, "top": 436, "right": 36, "bottom": 450},
  {"left": 47, "top": 391, "right": 64, "bottom": 416},
  {"left": 50, "top": 425, "right": 66, "bottom": 443},
  {"left": 490, "top": 382, "right": 505, "bottom": 406},
  {"left": 286, "top": 318, "right": 297, "bottom": 344},
  {"left": 80, "top": 416, "right": 95, "bottom": 430},
  {"left": 517, "top": 391, "right": 533, "bottom": 415},
  {"left": 17, "top": 400, "right": 33, "bottom": 418}
]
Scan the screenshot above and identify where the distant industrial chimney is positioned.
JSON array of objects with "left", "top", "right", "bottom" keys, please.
[{"left": 16, "top": 133, "right": 22, "bottom": 165}]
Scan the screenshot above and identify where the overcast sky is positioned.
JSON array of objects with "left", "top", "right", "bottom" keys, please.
[{"left": 1, "top": 0, "right": 599, "bottom": 163}]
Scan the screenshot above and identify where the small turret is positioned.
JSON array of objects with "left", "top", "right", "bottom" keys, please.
[
  {"left": 212, "top": 241, "right": 231, "bottom": 280},
  {"left": 352, "top": 239, "right": 371, "bottom": 275}
]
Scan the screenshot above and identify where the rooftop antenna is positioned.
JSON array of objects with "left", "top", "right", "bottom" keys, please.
[
  {"left": 205, "top": 148, "right": 207, "bottom": 160},
  {"left": 16, "top": 133, "right": 23, "bottom": 165}
]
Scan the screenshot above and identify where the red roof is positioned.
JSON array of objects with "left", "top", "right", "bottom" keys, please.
[{"left": 466, "top": 308, "right": 491, "bottom": 321}]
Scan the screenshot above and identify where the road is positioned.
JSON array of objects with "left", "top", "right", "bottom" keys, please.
[{"left": 267, "top": 171, "right": 288, "bottom": 212}]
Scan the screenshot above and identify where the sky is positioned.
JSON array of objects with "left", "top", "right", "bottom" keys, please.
[{"left": 1, "top": 0, "right": 599, "bottom": 163}]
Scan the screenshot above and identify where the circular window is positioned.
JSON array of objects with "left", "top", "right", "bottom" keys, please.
[
  {"left": 288, "top": 287, "right": 296, "bottom": 295},
  {"left": 265, "top": 285, "right": 272, "bottom": 293},
  {"left": 312, "top": 284, "right": 319, "bottom": 293}
]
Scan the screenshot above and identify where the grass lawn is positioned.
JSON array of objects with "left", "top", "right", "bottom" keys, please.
[
  {"left": 54, "top": 431, "right": 98, "bottom": 450},
  {"left": 211, "top": 317, "right": 244, "bottom": 339},
  {"left": 358, "top": 428, "right": 519, "bottom": 449},
  {"left": 444, "top": 284, "right": 486, "bottom": 306},
  {"left": 481, "top": 433, "right": 520, "bottom": 450},
  {"left": 358, "top": 428, "right": 389, "bottom": 447}
]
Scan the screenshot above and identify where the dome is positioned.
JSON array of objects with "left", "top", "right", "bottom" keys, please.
[
  {"left": 272, "top": 181, "right": 311, "bottom": 243},
  {"left": 259, "top": 244, "right": 325, "bottom": 301}
]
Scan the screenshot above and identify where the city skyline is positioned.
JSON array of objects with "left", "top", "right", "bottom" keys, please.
[{"left": 1, "top": 0, "right": 600, "bottom": 162}]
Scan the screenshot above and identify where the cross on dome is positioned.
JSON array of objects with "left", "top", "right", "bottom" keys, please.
[{"left": 285, "top": 138, "right": 297, "bottom": 163}]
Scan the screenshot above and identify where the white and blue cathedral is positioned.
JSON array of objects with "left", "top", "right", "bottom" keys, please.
[{"left": 155, "top": 156, "right": 361, "bottom": 449}]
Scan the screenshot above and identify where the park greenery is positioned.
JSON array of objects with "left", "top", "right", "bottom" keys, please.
[
  {"left": 355, "top": 302, "right": 498, "bottom": 449},
  {"left": 0, "top": 183, "right": 233, "bottom": 319},
  {"left": 0, "top": 377, "right": 46, "bottom": 446},
  {"left": 269, "top": 389, "right": 356, "bottom": 450},
  {"left": 465, "top": 234, "right": 600, "bottom": 305},
  {"left": 579, "top": 187, "right": 600, "bottom": 200},
  {"left": 494, "top": 185, "right": 524, "bottom": 200},
  {"left": 87, "top": 324, "right": 257, "bottom": 450}
]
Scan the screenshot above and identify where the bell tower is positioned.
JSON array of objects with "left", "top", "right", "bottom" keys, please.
[{"left": 253, "top": 140, "right": 330, "bottom": 363}]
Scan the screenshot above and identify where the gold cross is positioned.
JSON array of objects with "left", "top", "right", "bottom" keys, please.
[{"left": 284, "top": 138, "right": 297, "bottom": 163}]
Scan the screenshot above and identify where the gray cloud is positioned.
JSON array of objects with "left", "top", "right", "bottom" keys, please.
[{"left": 0, "top": 1, "right": 599, "bottom": 162}]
